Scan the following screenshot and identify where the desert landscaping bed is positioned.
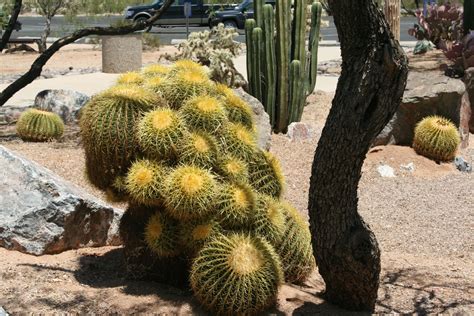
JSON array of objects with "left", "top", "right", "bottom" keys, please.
[{"left": 1, "top": 91, "right": 473, "bottom": 314}]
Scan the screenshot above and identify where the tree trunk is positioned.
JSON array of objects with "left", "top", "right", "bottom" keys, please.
[
  {"left": 0, "top": 0, "right": 22, "bottom": 52},
  {"left": 0, "top": 0, "right": 173, "bottom": 107},
  {"left": 308, "top": 0, "right": 408, "bottom": 312},
  {"left": 39, "top": 15, "right": 52, "bottom": 53},
  {"left": 384, "top": 0, "right": 401, "bottom": 41}
]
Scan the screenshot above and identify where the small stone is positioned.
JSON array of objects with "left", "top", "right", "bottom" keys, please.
[
  {"left": 286, "top": 122, "right": 313, "bottom": 142},
  {"left": 377, "top": 164, "right": 396, "bottom": 178},
  {"left": 400, "top": 162, "right": 415, "bottom": 173},
  {"left": 34, "top": 89, "right": 90, "bottom": 123},
  {"left": 454, "top": 156, "right": 472, "bottom": 173}
]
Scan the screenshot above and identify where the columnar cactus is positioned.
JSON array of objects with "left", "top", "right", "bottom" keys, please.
[
  {"left": 80, "top": 61, "right": 315, "bottom": 315},
  {"left": 246, "top": 1, "right": 322, "bottom": 132}
]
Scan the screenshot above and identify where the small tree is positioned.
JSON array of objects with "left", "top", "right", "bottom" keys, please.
[
  {"left": 35, "top": 0, "right": 72, "bottom": 52},
  {"left": 0, "top": 0, "right": 22, "bottom": 52}
]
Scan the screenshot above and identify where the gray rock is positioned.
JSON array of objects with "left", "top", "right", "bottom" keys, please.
[
  {"left": 34, "top": 89, "right": 90, "bottom": 123},
  {"left": 454, "top": 156, "right": 472, "bottom": 173},
  {"left": 287, "top": 122, "right": 313, "bottom": 142},
  {"left": 0, "top": 105, "right": 33, "bottom": 126},
  {"left": 374, "top": 70, "right": 470, "bottom": 148},
  {"left": 0, "top": 146, "right": 123, "bottom": 255},
  {"left": 400, "top": 162, "right": 415, "bottom": 173},
  {"left": 233, "top": 88, "right": 272, "bottom": 150}
]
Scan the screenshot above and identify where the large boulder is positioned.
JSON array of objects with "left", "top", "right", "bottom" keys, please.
[
  {"left": 464, "top": 67, "right": 474, "bottom": 133},
  {"left": 34, "top": 89, "right": 90, "bottom": 123},
  {"left": 0, "top": 146, "right": 123, "bottom": 255},
  {"left": 374, "top": 70, "right": 470, "bottom": 148},
  {"left": 233, "top": 88, "right": 272, "bottom": 150}
]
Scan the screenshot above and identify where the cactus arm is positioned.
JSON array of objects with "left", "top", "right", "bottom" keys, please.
[
  {"left": 245, "top": 19, "right": 256, "bottom": 96},
  {"left": 275, "top": 0, "right": 291, "bottom": 133},
  {"left": 254, "top": 0, "right": 265, "bottom": 27},
  {"left": 263, "top": 4, "right": 276, "bottom": 127},
  {"left": 289, "top": 60, "right": 303, "bottom": 124},
  {"left": 308, "top": 1, "right": 322, "bottom": 95},
  {"left": 252, "top": 27, "right": 263, "bottom": 102},
  {"left": 291, "top": 0, "right": 307, "bottom": 71}
]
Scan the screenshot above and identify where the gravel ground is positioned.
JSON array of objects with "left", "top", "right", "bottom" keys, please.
[{"left": 1, "top": 90, "right": 473, "bottom": 314}]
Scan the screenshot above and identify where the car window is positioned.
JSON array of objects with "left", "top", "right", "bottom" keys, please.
[{"left": 173, "top": 0, "right": 198, "bottom": 5}]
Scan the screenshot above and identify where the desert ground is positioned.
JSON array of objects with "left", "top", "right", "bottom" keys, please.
[{"left": 0, "top": 45, "right": 473, "bottom": 314}]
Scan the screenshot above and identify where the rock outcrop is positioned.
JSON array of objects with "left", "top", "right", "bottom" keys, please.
[{"left": 0, "top": 146, "right": 123, "bottom": 255}]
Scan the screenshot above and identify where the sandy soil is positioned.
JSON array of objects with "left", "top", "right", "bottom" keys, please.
[
  {"left": 1, "top": 91, "right": 473, "bottom": 314},
  {"left": 0, "top": 44, "right": 178, "bottom": 76}
]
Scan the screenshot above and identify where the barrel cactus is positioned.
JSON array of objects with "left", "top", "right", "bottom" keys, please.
[
  {"left": 16, "top": 109, "right": 64, "bottom": 142},
  {"left": 412, "top": 116, "right": 461, "bottom": 162},
  {"left": 79, "top": 61, "right": 315, "bottom": 315},
  {"left": 190, "top": 233, "right": 283, "bottom": 315}
]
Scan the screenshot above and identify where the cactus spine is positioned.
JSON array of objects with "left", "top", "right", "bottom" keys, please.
[{"left": 246, "top": 1, "right": 322, "bottom": 132}]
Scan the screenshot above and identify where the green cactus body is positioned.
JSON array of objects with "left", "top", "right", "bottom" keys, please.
[
  {"left": 137, "top": 108, "right": 187, "bottom": 161},
  {"left": 222, "top": 93, "right": 255, "bottom": 129},
  {"left": 248, "top": 0, "right": 322, "bottom": 132},
  {"left": 289, "top": 60, "right": 303, "bottom": 124},
  {"left": 252, "top": 27, "right": 263, "bottom": 103},
  {"left": 80, "top": 85, "right": 161, "bottom": 190},
  {"left": 277, "top": 203, "right": 316, "bottom": 283},
  {"left": 254, "top": 0, "right": 265, "bottom": 28},
  {"left": 412, "top": 116, "right": 461, "bottom": 162},
  {"left": 16, "top": 109, "right": 64, "bottom": 142},
  {"left": 245, "top": 19, "right": 257, "bottom": 96},
  {"left": 262, "top": 4, "right": 277, "bottom": 126},
  {"left": 216, "top": 155, "right": 249, "bottom": 183},
  {"left": 163, "top": 165, "right": 217, "bottom": 220},
  {"left": 125, "top": 159, "right": 167, "bottom": 206},
  {"left": 190, "top": 233, "right": 283, "bottom": 315},
  {"left": 145, "top": 212, "right": 181, "bottom": 257},
  {"left": 215, "top": 182, "right": 256, "bottom": 229},
  {"left": 142, "top": 64, "right": 170, "bottom": 78},
  {"left": 275, "top": 0, "right": 292, "bottom": 132},
  {"left": 178, "top": 131, "right": 218, "bottom": 168},
  {"left": 253, "top": 194, "right": 286, "bottom": 245},
  {"left": 308, "top": 2, "right": 322, "bottom": 93},
  {"left": 159, "top": 70, "right": 213, "bottom": 109},
  {"left": 248, "top": 150, "right": 285, "bottom": 198},
  {"left": 221, "top": 122, "right": 258, "bottom": 161},
  {"left": 180, "top": 218, "right": 221, "bottom": 255},
  {"left": 180, "top": 95, "right": 228, "bottom": 133},
  {"left": 116, "top": 72, "right": 145, "bottom": 86}
]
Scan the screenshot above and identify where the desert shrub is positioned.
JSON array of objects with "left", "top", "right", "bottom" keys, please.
[
  {"left": 162, "top": 23, "right": 246, "bottom": 88},
  {"left": 79, "top": 61, "right": 315, "bottom": 315}
]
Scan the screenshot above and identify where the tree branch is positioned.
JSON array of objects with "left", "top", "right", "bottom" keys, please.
[
  {"left": 0, "top": 0, "right": 22, "bottom": 52},
  {"left": 0, "top": 0, "right": 173, "bottom": 106}
]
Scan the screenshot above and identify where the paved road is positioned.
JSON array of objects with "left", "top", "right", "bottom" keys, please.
[{"left": 12, "top": 15, "right": 418, "bottom": 45}]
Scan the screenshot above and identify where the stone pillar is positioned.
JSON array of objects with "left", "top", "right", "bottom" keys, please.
[
  {"left": 384, "top": 0, "right": 401, "bottom": 41},
  {"left": 101, "top": 34, "right": 142, "bottom": 73}
]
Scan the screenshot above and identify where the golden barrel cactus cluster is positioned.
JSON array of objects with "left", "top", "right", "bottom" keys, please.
[{"left": 79, "top": 60, "right": 315, "bottom": 315}]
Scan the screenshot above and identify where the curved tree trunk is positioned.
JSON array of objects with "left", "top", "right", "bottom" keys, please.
[
  {"left": 39, "top": 15, "right": 52, "bottom": 53},
  {"left": 0, "top": 0, "right": 173, "bottom": 107},
  {"left": 0, "top": 0, "right": 22, "bottom": 52},
  {"left": 308, "top": 0, "right": 408, "bottom": 312}
]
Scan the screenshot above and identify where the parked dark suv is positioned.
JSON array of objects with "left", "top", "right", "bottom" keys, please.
[
  {"left": 124, "top": 0, "right": 232, "bottom": 28},
  {"left": 209, "top": 0, "right": 276, "bottom": 29}
]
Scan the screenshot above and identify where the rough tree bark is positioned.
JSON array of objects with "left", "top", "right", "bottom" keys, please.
[
  {"left": 384, "top": 0, "right": 401, "bottom": 41},
  {"left": 308, "top": 0, "right": 408, "bottom": 312},
  {"left": 0, "top": 0, "right": 22, "bottom": 52},
  {"left": 37, "top": 0, "right": 64, "bottom": 53},
  {"left": 0, "top": 0, "right": 173, "bottom": 106}
]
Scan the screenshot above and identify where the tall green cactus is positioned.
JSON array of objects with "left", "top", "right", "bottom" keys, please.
[{"left": 246, "top": 1, "right": 322, "bottom": 133}]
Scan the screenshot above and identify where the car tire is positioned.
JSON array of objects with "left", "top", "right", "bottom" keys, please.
[
  {"left": 223, "top": 20, "right": 238, "bottom": 29},
  {"left": 135, "top": 16, "right": 152, "bottom": 33}
]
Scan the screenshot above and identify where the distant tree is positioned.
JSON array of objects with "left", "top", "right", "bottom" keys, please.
[{"left": 308, "top": 0, "right": 408, "bottom": 311}]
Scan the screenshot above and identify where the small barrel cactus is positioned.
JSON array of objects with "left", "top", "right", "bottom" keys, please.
[
  {"left": 215, "top": 182, "right": 256, "bottom": 229},
  {"left": 117, "top": 71, "right": 145, "bottom": 86},
  {"left": 190, "top": 233, "right": 283, "bottom": 315},
  {"left": 16, "top": 109, "right": 64, "bottom": 142},
  {"left": 248, "top": 150, "right": 285, "bottom": 198},
  {"left": 125, "top": 159, "right": 167, "bottom": 206},
  {"left": 180, "top": 95, "right": 228, "bottom": 133},
  {"left": 145, "top": 212, "right": 181, "bottom": 257},
  {"left": 412, "top": 116, "right": 461, "bottom": 162}
]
